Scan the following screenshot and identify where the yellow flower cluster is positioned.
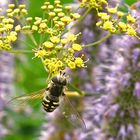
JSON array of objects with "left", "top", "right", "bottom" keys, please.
[
  {"left": 0, "top": 1, "right": 85, "bottom": 74},
  {"left": 80, "top": 0, "right": 107, "bottom": 10},
  {"left": 21, "top": 0, "right": 80, "bottom": 35},
  {"left": 96, "top": 4, "right": 139, "bottom": 38},
  {"left": 28, "top": 0, "right": 85, "bottom": 74},
  {"left": 0, "top": 4, "right": 27, "bottom": 50},
  {"left": 35, "top": 32, "right": 85, "bottom": 74}
]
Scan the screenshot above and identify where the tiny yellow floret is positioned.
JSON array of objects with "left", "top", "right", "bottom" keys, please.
[
  {"left": 19, "top": 4, "right": 26, "bottom": 9},
  {"left": 103, "top": 21, "right": 113, "bottom": 30},
  {"left": 15, "top": 25, "right": 21, "bottom": 32},
  {"left": 26, "top": 17, "right": 33, "bottom": 22},
  {"left": 65, "top": 6, "right": 72, "bottom": 10},
  {"left": 117, "top": 11, "right": 124, "bottom": 17},
  {"left": 61, "top": 16, "right": 72, "bottom": 24},
  {"left": 68, "top": 48, "right": 74, "bottom": 53},
  {"left": 96, "top": 21, "right": 102, "bottom": 27},
  {"left": 32, "top": 25, "right": 38, "bottom": 31},
  {"left": 72, "top": 43, "right": 82, "bottom": 51},
  {"left": 67, "top": 33, "right": 77, "bottom": 41},
  {"left": 55, "top": 45, "right": 63, "bottom": 50},
  {"left": 98, "top": 12, "right": 110, "bottom": 20},
  {"left": 71, "top": 13, "right": 81, "bottom": 19},
  {"left": 127, "top": 14, "right": 136, "bottom": 23},
  {"left": 61, "top": 38, "right": 68, "bottom": 45},
  {"left": 48, "top": 5, "right": 54, "bottom": 9},
  {"left": 8, "top": 4, "right": 15, "bottom": 8},
  {"left": 118, "top": 22, "right": 127, "bottom": 32},
  {"left": 126, "top": 25, "right": 137, "bottom": 36},
  {"left": 35, "top": 49, "right": 46, "bottom": 58},
  {"left": 39, "top": 23, "right": 47, "bottom": 29},
  {"left": 68, "top": 61, "right": 76, "bottom": 69},
  {"left": 50, "top": 36, "right": 60, "bottom": 43},
  {"left": 49, "top": 12, "right": 56, "bottom": 17},
  {"left": 43, "top": 41, "right": 54, "bottom": 48},
  {"left": 106, "top": 5, "right": 118, "bottom": 14},
  {"left": 58, "top": 12, "right": 65, "bottom": 17},
  {"left": 54, "top": 8, "right": 62, "bottom": 13},
  {"left": 75, "top": 57, "right": 84, "bottom": 67}
]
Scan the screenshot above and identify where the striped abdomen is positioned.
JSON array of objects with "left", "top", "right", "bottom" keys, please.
[{"left": 42, "top": 96, "right": 59, "bottom": 112}]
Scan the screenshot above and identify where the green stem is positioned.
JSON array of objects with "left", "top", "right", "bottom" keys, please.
[
  {"left": 17, "top": 39, "right": 35, "bottom": 48},
  {"left": 45, "top": 72, "right": 53, "bottom": 85},
  {"left": 14, "top": 0, "right": 19, "bottom": 6},
  {"left": 6, "top": 49, "right": 33, "bottom": 54},
  {"left": 29, "top": 35, "right": 38, "bottom": 47},
  {"left": 41, "top": 57, "right": 49, "bottom": 73},
  {"left": 39, "top": 34, "right": 44, "bottom": 46},
  {"left": 84, "top": 92, "right": 104, "bottom": 97},
  {"left": 83, "top": 33, "right": 111, "bottom": 48}
]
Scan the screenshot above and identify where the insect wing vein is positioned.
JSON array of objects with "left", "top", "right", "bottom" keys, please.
[
  {"left": 60, "top": 94, "right": 86, "bottom": 130},
  {"left": 8, "top": 88, "right": 46, "bottom": 107}
]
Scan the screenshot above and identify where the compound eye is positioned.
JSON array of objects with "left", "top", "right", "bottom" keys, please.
[
  {"left": 61, "top": 79, "right": 67, "bottom": 85},
  {"left": 52, "top": 76, "right": 59, "bottom": 84}
]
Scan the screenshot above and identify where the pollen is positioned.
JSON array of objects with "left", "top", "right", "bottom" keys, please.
[
  {"left": 118, "top": 22, "right": 127, "bottom": 32},
  {"left": 58, "top": 12, "right": 65, "bottom": 17},
  {"left": 35, "top": 49, "right": 46, "bottom": 58},
  {"left": 71, "top": 13, "right": 81, "bottom": 19},
  {"left": 49, "top": 12, "right": 56, "bottom": 17},
  {"left": 15, "top": 25, "right": 21, "bottom": 32},
  {"left": 127, "top": 14, "right": 136, "bottom": 23},
  {"left": 75, "top": 57, "right": 84, "bottom": 67},
  {"left": 72, "top": 43, "right": 82, "bottom": 51},
  {"left": 117, "top": 11, "right": 124, "bottom": 17},
  {"left": 126, "top": 25, "right": 137, "bottom": 36},
  {"left": 68, "top": 61, "right": 76, "bottom": 69},
  {"left": 39, "top": 22, "right": 47, "bottom": 29},
  {"left": 32, "top": 25, "right": 38, "bottom": 31},
  {"left": 43, "top": 41, "right": 54, "bottom": 48},
  {"left": 61, "top": 38, "right": 68, "bottom": 45},
  {"left": 67, "top": 33, "right": 77, "bottom": 41},
  {"left": 103, "top": 21, "right": 113, "bottom": 30},
  {"left": 60, "top": 16, "right": 72, "bottom": 24},
  {"left": 106, "top": 4, "right": 118, "bottom": 14},
  {"left": 50, "top": 36, "right": 60, "bottom": 43}
]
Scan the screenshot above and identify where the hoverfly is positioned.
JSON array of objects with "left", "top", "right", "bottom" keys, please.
[{"left": 8, "top": 71, "right": 86, "bottom": 129}]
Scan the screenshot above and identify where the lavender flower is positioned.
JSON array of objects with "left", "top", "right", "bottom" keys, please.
[
  {"left": 71, "top": 34, "right": 140, "bottom": 140},
  {"left": 0, "top": 52, "right": 14, "bottom": 139}
]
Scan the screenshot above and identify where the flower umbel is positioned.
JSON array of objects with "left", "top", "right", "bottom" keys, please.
[
  {"left": 96, "top": 4, "right": 140, "bottom": 38},
  {"left": 25, "top": 0, "right": 86, "bottom": 74},
  {"left": 0, "top": 4, "right": 27, "bottom": 50}
]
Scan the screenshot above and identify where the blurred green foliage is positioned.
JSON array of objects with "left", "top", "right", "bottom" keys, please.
[{"left": 123, "top": 0, "right": 137, "bottom": 5}]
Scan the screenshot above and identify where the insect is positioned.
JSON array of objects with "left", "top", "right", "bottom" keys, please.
[
  {"left": 42, "top": 71, "right": 67, "bottom": 112},
  {"left": 9, "top": 71, "right": 86, "bottom": 129}
]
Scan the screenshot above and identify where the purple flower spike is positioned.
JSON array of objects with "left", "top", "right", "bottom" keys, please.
[{"left": 133, "top": 82, "right": 140, "bottom": 99}]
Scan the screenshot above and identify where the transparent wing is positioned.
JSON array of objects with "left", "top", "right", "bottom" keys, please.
[
  {"left": 7, "top": 88, "right": 46, "bottom": 108},
  {"left": 59, "top": 92, "right": 86, "bottom": 130}
]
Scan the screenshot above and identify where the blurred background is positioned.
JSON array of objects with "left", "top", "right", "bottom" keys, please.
[{"left": 0, "top": 0, "right": 140, "bottom": 140}]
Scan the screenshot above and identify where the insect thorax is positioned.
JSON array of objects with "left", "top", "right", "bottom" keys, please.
[{"left": 49, "top": 83, "right": 64, "bottom": 97}]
